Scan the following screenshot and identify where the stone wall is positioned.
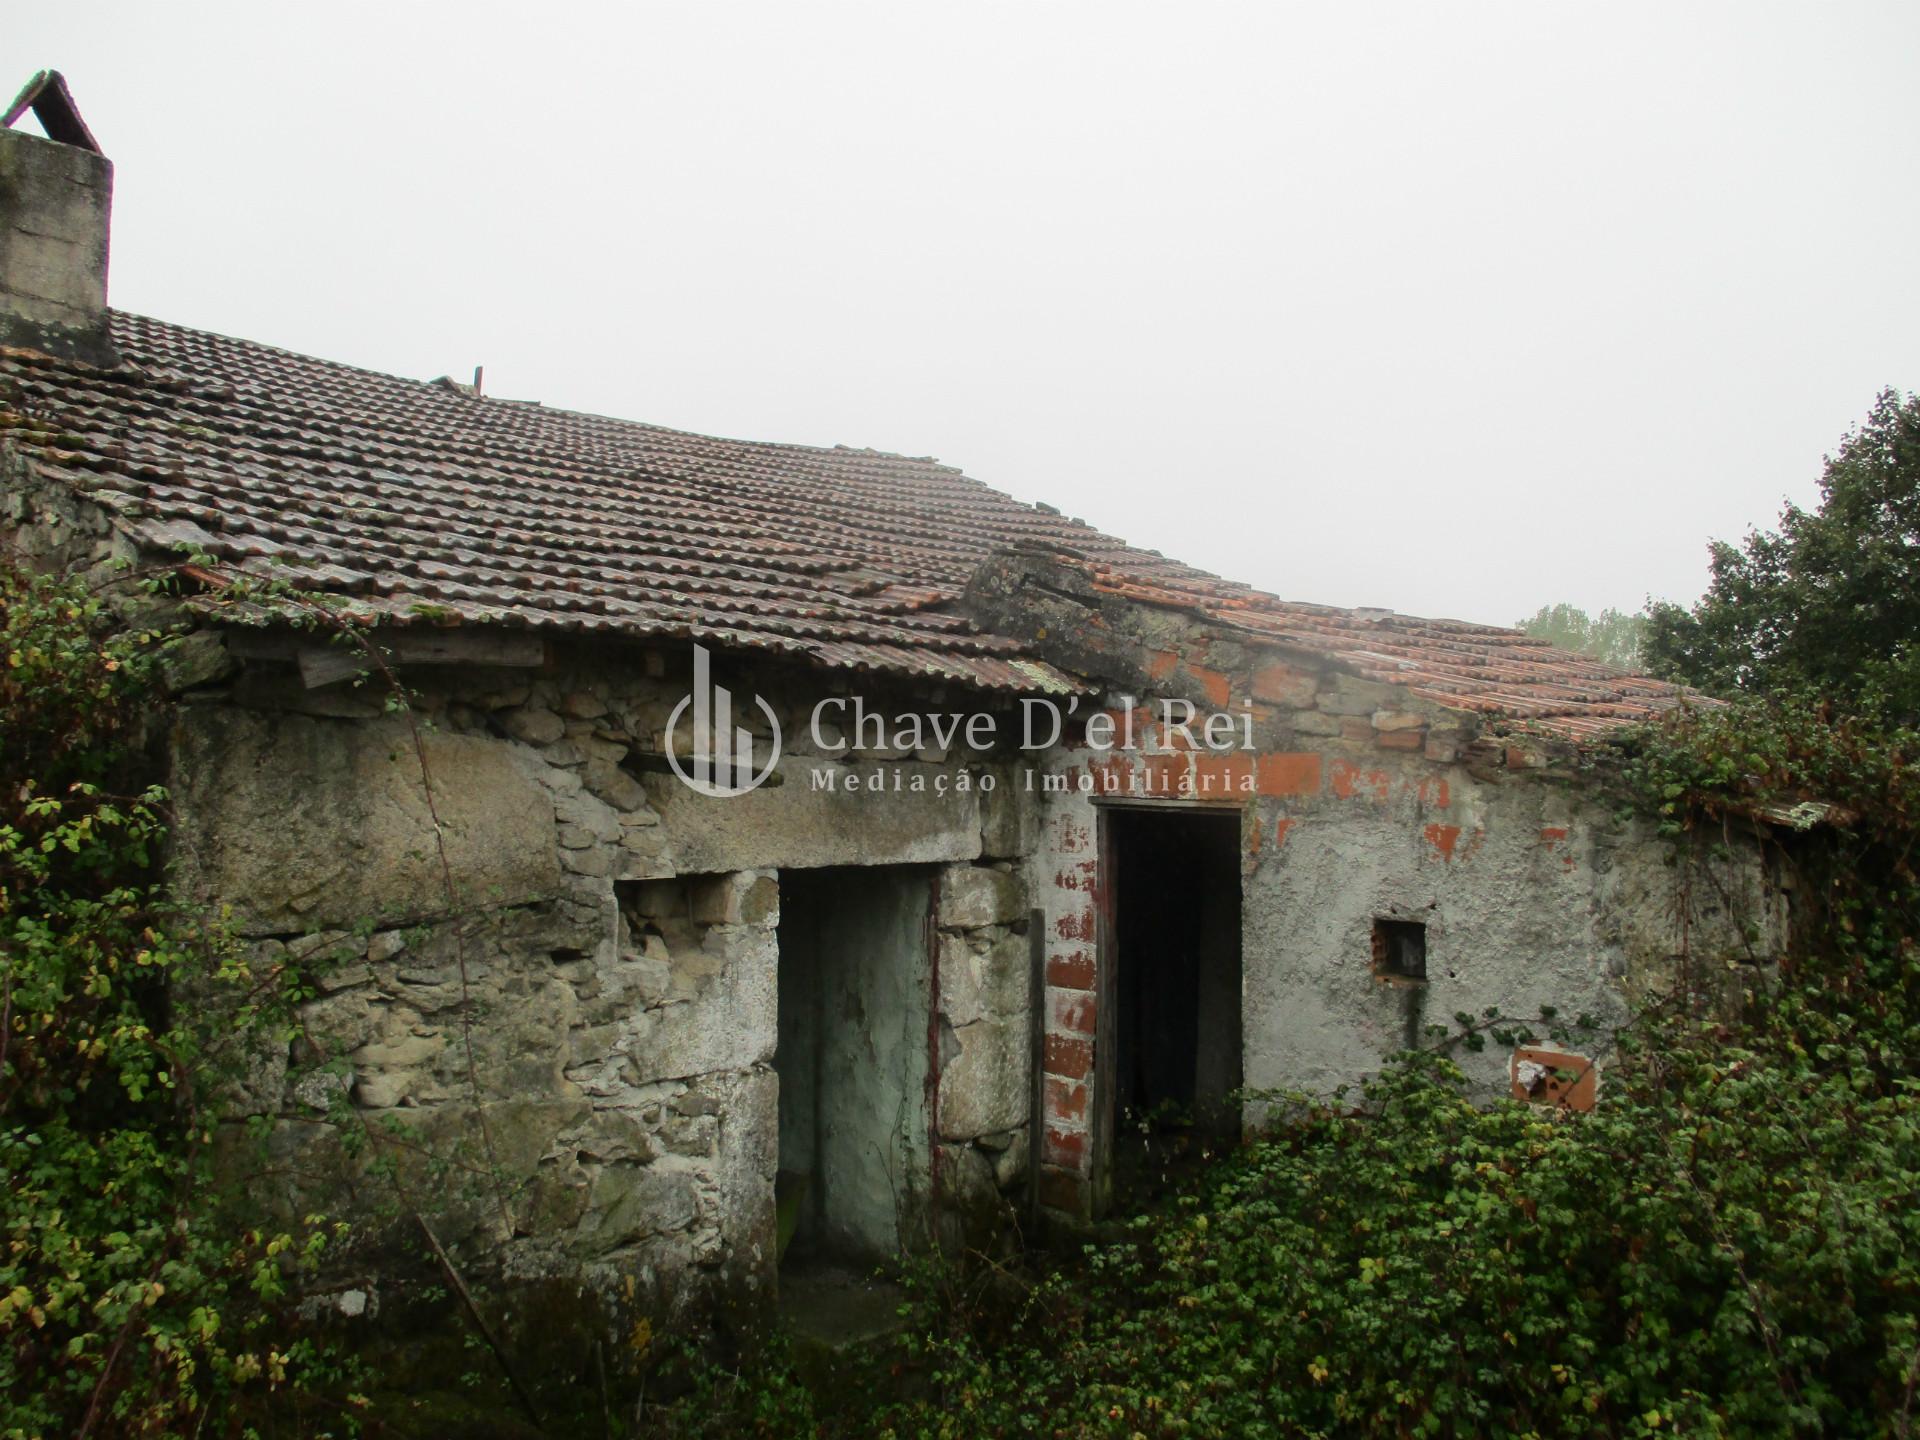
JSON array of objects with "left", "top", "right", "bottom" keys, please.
[
  {"left": 159, "top": 634, "right": 1040, "bottom": 1328},
  {"left": 3, "top": 447, "right": 1046, "bottom": 1300},
  {"left": 0, "top": 447, "right": 132, "bottom": 577},
  {"left": 933, "top": 859, "right": 1034, "bottom": 1249}
]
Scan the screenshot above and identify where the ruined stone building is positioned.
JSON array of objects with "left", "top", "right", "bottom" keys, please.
[{"left": 0, "top": 75, "right": 1785, "bottom": 1324}]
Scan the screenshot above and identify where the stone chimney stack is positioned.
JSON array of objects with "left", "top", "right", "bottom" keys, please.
[{"left": 0, "top": 70, "right": 116, "bottom": 366}]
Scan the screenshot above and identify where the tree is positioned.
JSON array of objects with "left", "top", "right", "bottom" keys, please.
[
  {"left": 1515, "top": 603, "right": 1645, "bottom": 670},
  {"left": 1644, "top": 388, "right": 1920, "bottom": 716}
]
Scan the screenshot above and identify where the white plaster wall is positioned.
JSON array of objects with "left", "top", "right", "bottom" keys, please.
[{"left": 1030, "top": 732, "right": 1784, "bottom": 1217}]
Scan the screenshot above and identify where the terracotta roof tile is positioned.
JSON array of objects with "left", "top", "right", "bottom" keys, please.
[{"left": 0, "top": 311, "right": 1699, "bottom": 733}]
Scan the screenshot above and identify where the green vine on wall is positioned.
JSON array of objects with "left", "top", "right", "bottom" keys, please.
[
  {"left": 0, "top": 552, "right": 560, "bottom": 1437},
  {"left": 0, "top": 562, "right": 357, "bottom": 1437}
]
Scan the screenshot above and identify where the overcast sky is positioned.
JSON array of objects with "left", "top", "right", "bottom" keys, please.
[{"left": 12, "top": 3, "right": 1919, "bottom": 626}]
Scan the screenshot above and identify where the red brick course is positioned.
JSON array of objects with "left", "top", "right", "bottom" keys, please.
[
  {"left": 1045, "top": 1076, "right": 1089, "bottom": 1124},
  {"left": 1047, "top": 951, "right": 1095, "bottom": 989},
  {"left": 1043, "top": 1033, "right": 1092, "bottom": 1079},
  {"left": 1256, "top": 752, "right": 1322, "bottom": 797}
]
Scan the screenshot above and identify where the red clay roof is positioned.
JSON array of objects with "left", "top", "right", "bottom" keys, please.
[{"left": 0, "top": 311, "right": 1696, "bottom": 733}]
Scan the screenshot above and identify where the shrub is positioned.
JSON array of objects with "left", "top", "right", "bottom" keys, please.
[
  {"left": 0, "top": 565, "right": 343, "bottom": 1438},
  {"left": 859, "top": 1038, "right": 1919, "bottom": 1438}
]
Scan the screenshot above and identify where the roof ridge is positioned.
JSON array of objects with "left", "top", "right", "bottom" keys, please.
[{"left": 108, "top": 309, "right": 979, "bottom": 475}]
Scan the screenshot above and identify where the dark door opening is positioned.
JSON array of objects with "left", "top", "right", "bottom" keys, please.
[
  {"left": 775, "top": 865, "right": 933, "bottom": 1273},
  {"left": 1098, "top": 806, "right": 1242, "bottom": 1211}
]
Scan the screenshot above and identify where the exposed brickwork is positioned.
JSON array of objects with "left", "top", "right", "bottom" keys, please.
[
  {"left": 1042, "top": 1032, "right": 1092, "bottom": 1080},
  {"left": 1330, "top": 761, "right": 1391, "bottom": 803},
  {"left": 1049, "top": 989, "right": 1096, "bottom": 1036},
  {"left": 1037, "top": 806, "right": 1103, "bottom": 1210},
  {"left": 1044, "top": 1076, "right": 1089, "bottom": 1124},
  {"left": 1186, "top": 664, "right": 1231, "bottom": 708},
  {"left": 1510, "top": 1047, "right": 1599, "bottom": 1112},
  {"left": 1193, "top": 752, "right": 1254, "bottom": 793},
  {"left": 1046, "top": 950, "right": 1095, "bottom": 990},
  {"left": 1256, "top": 752, "right": 1322, "bottom": 797},
  {"left": 1037, "top": 1165, "right": 1084, "bottom": 1214},
  {"left": 1252, "top": 661, "right": 1317, "bottom": 707},
  {"left": 1042, "top": 1125, "right": 1087, "bottom": 1168}
]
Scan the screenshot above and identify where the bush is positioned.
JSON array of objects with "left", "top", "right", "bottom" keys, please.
[
  {"left": 859, "top": 1039, "right": 1919, "bottom": 1438},
  {"left": 0, "top": 565, "right": 344, "bottom": 1438}
]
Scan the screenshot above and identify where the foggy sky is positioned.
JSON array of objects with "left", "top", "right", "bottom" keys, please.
[{"left": 11, "top": 2, "right": 1919, "bottom": 627}]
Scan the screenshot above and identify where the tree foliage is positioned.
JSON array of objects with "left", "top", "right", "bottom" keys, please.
[
  {"left": 0, "top": 565, "right": 343, "bottom": 1438},
  {"left": 1645, "top": 388, "right": 1920, "bottom": 717},
  {"left": 1516, "top": 604, "right": 1646, "bottom": 670}
]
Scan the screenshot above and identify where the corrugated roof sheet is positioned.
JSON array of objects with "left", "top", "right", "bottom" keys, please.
[{"left": 0, "top": 311, "right": 1697, "bottom": 732}]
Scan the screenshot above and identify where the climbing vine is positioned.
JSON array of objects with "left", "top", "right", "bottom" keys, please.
[
  {"left": 1613, "top": 693, "right": 1920, "bottom": 1054},
  {"left": 0, "top": 562, "right": 355, "bottom": 1437},
  {"left": 0, "top": 552, "right": 569, "bottom": 1435}
]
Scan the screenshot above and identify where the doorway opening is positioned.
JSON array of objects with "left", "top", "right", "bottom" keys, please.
[
  {"left": 1099, "top": 805, "right": 1243, "bottom": 1210},
  {"left": 775, "top": 865, "right": 933, "bottom": 1275}
]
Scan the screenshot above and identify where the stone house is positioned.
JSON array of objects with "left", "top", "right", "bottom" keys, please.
[{"left": 0, "top": 75, "right": 1786, "bottom": 1325}]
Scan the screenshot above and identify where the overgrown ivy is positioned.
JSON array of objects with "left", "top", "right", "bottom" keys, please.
[
  {"left": 0, "top": 564, "right": 351, "bottom": 1438},
  {"left": 1615, "top": 694, "right": 1920, "bottom": 1060}
]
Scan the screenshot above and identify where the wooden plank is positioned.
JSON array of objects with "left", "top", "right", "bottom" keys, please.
[
  {"left": 390, "top": 631, "right": 546, "bottom": 669},
  {"left": 297, "top": 644, "right": 376, "bottom": 689},
  {"left": 293, "top": 630, "right": 547, "bottom": 688}
]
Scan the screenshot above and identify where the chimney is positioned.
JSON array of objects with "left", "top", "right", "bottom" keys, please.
[{"left": 0, "top": 70, "right": 116, "bottom": 367}]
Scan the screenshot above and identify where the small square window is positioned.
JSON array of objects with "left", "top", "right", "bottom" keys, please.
[{"left": 1372, "top": 918, "right": 1427, "bottom": 981}]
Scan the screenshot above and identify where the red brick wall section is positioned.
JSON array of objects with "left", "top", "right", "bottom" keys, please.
[{"left": 1039, "top": 809, "right": 1098, "bottom": 1217}]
